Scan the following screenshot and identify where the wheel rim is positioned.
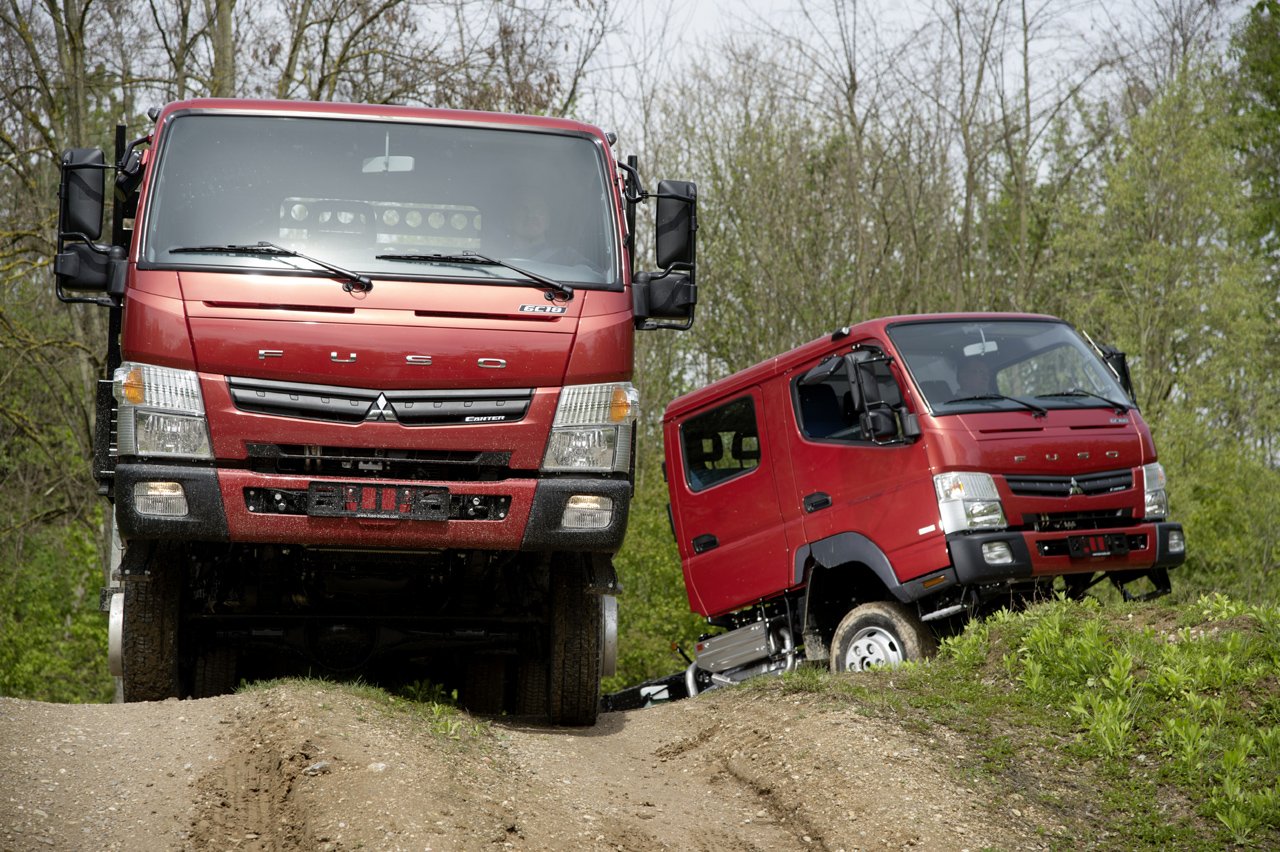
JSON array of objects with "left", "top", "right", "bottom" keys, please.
[{"left": 843, "top": 625, "right": 904, "bottom": 671}]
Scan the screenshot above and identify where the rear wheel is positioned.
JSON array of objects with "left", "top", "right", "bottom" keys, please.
[
  {"left": 120, "top": 543, "right": 183, "bottom": 701},
  {"left": 829, "top": 601, "right": 936, "bottom": 673},
  {"left": 515, "top": 654, "right": 549, "bottom": 717},
  {"left": 548, "top": 562, "right": 602, "bottom": 726},
  {"left": 192, "top": 644, "right": 238, "bottom": 698}
]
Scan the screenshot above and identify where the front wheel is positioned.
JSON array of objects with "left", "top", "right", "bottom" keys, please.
[
  {"left": 548, "top": 563, "right": 602, "bottom": 726},
  {"left": 829, "top": 601, "right": 936, "bottom": 673},
  {"left": 120, "top": 542, "right": 183, "bottom": 701}
]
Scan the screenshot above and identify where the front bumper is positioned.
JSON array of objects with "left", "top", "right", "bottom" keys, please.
[
  {"left": 948, "top": 521, "right": 1185, "bottom": 585},
  {"left": 114, "top": 462, "right": 631, "bottom": 552}
]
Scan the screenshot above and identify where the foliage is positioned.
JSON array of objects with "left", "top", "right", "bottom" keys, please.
[
  {"left": 2, "top": 1, "right": 1279, "bottom": 709},
  {"left": 1231, "top": 0, "right": 1280, "bottom": 263},
  {"left": 767, "top": 594, "right": 1280, "bottom": 849},
  {"left": 606, "top": 471, "right": 706, "bottom": 692},
  {"left": 0, "top": 518, "right": 113, "bottom": 703}
]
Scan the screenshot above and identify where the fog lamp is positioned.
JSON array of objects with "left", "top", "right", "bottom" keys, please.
[
  {"left": 133, "top": 481, "right": 189, "bottom": 517},
  {"left": 981, "top": 541, "right": 1015, "bottom": 565},
  {"left": 1168, "top": 528, "right": 1186, "bottom": 555},
  {"left": 561, "top": 495, "right": 613, "bottom": 529}
]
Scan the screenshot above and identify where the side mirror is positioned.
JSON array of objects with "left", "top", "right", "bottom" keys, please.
[
  {"left": 56, "top": 147, "right": 125, "bottom": 298},
  {"left": 860, "top": 410, "right": 898, "bottom": 441},
  {"left": 633, "top": 271, "right": 696, "bottom": 330},
  {"left": 655, "top": 180, "right": 696, "bottom": 269},
  {"left": 59, "top": 148, "right": 106, "bottom": 240}
]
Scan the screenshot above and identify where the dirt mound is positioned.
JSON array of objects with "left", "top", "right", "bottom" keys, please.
[{"left": 0, "top": 683, "right": 1053, "bottom": 850}]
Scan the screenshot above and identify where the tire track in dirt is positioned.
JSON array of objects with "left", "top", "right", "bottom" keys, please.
[
  {"left": 495, "top": 706, "right": 836, "bottom": 851},
  {"left": 189, "top": 701, "right": 319, "bottom": 851},
  {"left": 3, "top": 683, "right": 1061, "bottom": 851}
]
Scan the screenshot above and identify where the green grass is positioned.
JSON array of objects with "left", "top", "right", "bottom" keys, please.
[
  {"left": 753, "top": 593, "right": 1280, "bottom": 849},
  {"left": 239, "top": 676, "right": 491, "bottom": 742}
]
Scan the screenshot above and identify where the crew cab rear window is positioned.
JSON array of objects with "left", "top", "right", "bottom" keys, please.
[{"left": 679, "top": 396, "right": 761, "bottom": 492}]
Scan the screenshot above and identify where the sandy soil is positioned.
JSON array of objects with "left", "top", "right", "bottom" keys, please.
[{"left": 0, "top": 684, "right": 1060, "bottom": 851}]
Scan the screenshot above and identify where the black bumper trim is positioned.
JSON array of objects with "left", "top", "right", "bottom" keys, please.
[
  {"left": 1152, "top": 522, "right": 1186, "bottom": 568},
  {"left": 520, "top": 478, "right": 632, "bottom": 553},
  {"left": 948, "top": 532, "right": 1035, "bottom": 585},
  {"left": 114, "top": 463, "right": 230, "bottom": 541}
]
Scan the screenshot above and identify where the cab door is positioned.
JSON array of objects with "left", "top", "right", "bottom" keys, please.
[
  {"left": 788, "top": 344, "right": 936, "bottom": 579},
  {"left": 668, "top": 388, "right": 789, "bottom": 617}
]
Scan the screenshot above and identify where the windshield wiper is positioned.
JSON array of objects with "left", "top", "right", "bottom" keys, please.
[
  {"left": 1035, "top": 389, "right": 1129, "bottom": 415},
  {"left": 375, "top": 250, "right": 573, "bottom": 300},
  {"left": 170, "top": 241, "right": 373, "bottom": 292},
  {"left": 946, "top": 393, "right": 1048, "bottom": 418}
]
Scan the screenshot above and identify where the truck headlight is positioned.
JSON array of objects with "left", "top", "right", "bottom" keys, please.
[
  {"left": 113, "top": 362, "right": 213, "bottom": 459},
  {"left": 542, "top": 383, "right": 638, "bottom": 473},
  {"left": 1142, "top": 462, "right": 1168, "bottom": 519},
  {"left": 935, "top": 471, "right": 1007, "bottom": 533}
]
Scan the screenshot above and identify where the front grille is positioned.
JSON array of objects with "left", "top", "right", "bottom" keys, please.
[
  {"left": 1022, "top": 508, "right": 1133, "bottom": 532},
  {"left": 228, "top": 377, "right": 533, "bottom": 426},
  {"left": 1005, "top": 469, "right": 1132, "bottom": 498},
  {"left": 245, "top": 444, "right": 515, "bottom": 482}
]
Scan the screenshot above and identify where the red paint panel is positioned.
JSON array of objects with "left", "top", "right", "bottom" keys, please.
[
  {"left": 188, "top": 316, "right": 570, "bottom": 389},
  {"left": 121, "top": 286, "right": 198, "bottom": 370}
]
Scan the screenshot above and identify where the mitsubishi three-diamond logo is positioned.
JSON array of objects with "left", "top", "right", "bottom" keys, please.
[{"left": 366, "top": 393, "right": 396, "bottom": 422}]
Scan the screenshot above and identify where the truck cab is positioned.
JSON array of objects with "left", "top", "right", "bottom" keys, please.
[
  {"left": 664, "top": 314, "right": 1185, "bottom": 691},
  {"left": 55, "top": 99, "right": 699, "bottom": 725}
]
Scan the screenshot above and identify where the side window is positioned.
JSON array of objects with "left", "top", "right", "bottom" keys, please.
[
  {"left": 680, "top": 396, "right": 761, "bottom": 492},
  {"left": 793, "top": 352, "right": 910, "bottom": 443}
]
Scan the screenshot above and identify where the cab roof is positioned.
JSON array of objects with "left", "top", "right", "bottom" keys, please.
[
  {"left": 662, "top": 312, "right": 1062, "bottom": 422},
  {"left": 154, "top": 98, "right": 610, "bottom": 142}
]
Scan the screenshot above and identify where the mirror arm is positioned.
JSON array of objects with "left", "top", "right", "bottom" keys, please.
[{"left": 617, "top": 159, "right": 646, "bottom": 203}]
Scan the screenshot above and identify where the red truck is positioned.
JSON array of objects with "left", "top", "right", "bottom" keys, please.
[
  {"left": 661, "top": 314, "right": 1185, "bottom": 694},
  {"left": 54, "top": 98, "right": 699, "bottom": 725}
]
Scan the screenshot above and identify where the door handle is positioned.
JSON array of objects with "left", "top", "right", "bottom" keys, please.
[
  {"left": 803, "top": 492, "right": 832, "bottom": 513},
  {"left": 692, "top": 533, "right": 719, "bottom": 554}
]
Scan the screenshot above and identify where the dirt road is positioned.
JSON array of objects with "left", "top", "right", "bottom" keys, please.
[{"left": 0, "top": 683, "right": 1056, "bottom": 851}]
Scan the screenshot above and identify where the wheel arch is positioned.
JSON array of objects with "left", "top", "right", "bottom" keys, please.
[{"left": 797, "top": 532, "right": 907, "bottom": 651}]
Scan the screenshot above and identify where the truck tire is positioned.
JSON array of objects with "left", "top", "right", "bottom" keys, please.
[
  {"left": 515, "top": 655, "right": 549, "bottom": 717},
  {"left": 120, "top": 544, "right": 182, "bottom": 701},
  {"left": 548, "top": 564, "right": 602, "bottom": 726},
  {"left": 192, "top": 645, "right": 237, "bottom": 699},
  {"left": 829, "top": 601, "right": 936, "bottom": 673}
]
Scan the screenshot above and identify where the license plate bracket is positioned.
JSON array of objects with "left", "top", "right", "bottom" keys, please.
[
  {"left": 308, "top": 482, "right": 449, "bottom": 520},
  {"left": 1067, "top": 533, "right": 1129, "bottom": 559}
]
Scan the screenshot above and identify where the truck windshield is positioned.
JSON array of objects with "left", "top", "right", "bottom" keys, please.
[
  {"left": 140, "top": 113, "right": 619, "bottom": 289},
  {"left": 887, "top": 319, "right": 1133, "bottom": 415}
]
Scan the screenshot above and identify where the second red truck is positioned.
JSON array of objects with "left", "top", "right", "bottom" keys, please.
[{"left": 662, "top": 314, "right": 1185, "bottom": 694}]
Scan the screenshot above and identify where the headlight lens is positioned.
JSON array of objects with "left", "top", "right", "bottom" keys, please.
[
  {"left": 542, "top": 383, "right": 638, "bottom": 473},
  {"left": 113, "top": 362, "right": 212, "bottom": 459},
  {"left": 1143, "top": 462, "right": 1168, "bottom": 519},
  {"left": 934, "top": 471, "right": 1007, "bottom": 533}
]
